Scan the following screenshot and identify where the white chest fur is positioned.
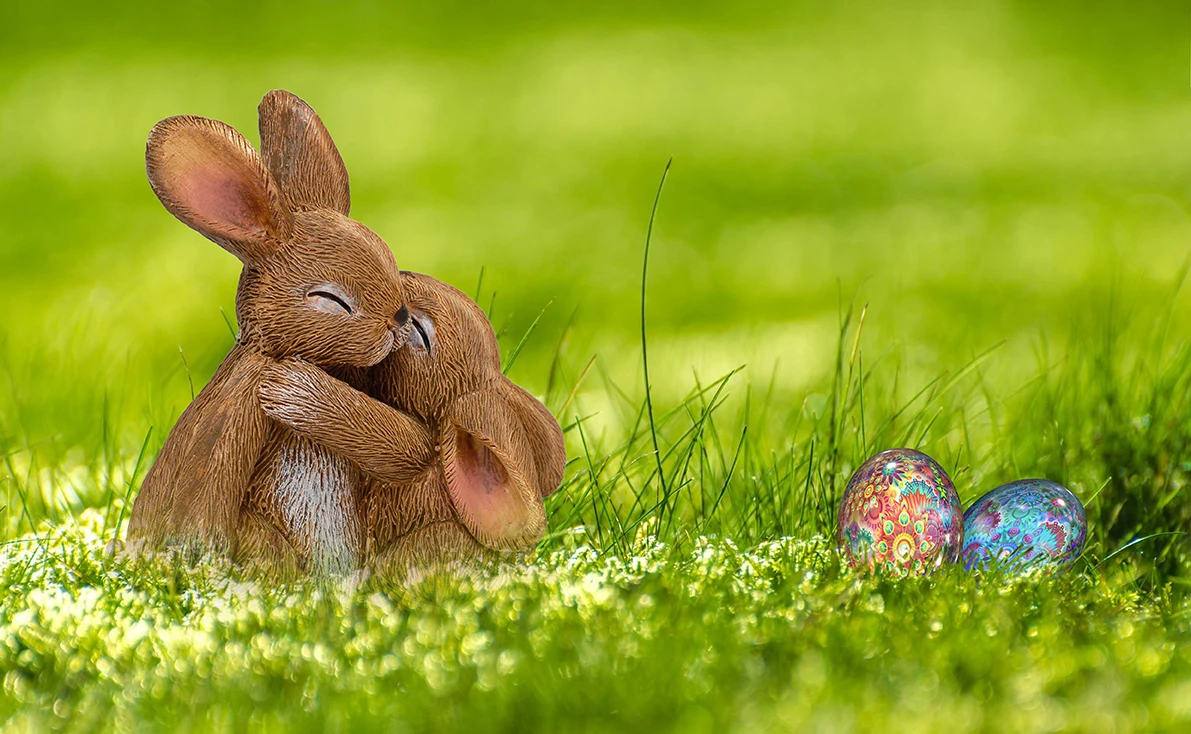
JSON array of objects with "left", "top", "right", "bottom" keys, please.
[{"left": 273, "top": 436, "right": 359, "bottom": 575}]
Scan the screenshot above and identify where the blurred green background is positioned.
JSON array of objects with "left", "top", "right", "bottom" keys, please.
[{"left": 2, "top": 1, "right": 1190, "bottom": 538}]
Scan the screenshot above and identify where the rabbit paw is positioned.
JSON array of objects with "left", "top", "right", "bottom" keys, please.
[{"left": 257, "top": 358, "right": 327, "bottom": 422}]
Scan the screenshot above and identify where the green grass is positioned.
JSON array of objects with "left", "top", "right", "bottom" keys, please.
[
  {"left": 2, "top": 515, "right": 1190, "bottom": 732},
  {"left": 3, "top": 0, "right": 1191, "bottom": 730}
]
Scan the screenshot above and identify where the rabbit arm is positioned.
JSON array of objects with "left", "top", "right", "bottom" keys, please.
[
  {"left": 126, "top": 345, "right": 271, "bottom": 556},
  {"left": 258, "top": 359, "right": 434, "bottom": 484}
]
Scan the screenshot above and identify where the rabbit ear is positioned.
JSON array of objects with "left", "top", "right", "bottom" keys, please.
[
  {"left": 257, "top": 90, "right": 351, "bottom": 215},
  {"left": 146, "top": 115, "right": 291, "bottom": 264},
  {"left": 443, "top": 389, "right": 548, "bottom": 549},
  {"left": 501, "top": 381, "right": 566, "bottom": 497}
]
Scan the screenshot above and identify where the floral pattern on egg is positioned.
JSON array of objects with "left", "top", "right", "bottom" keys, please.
[
  {"left": 837, "top": 448, "right": 963, "bottom": 576},
  {"left": 962, "top": 479, "right": 1087, "bottom": 573}
]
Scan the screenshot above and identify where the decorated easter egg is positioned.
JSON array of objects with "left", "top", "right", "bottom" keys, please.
[
  {"left": 837, "top": 448, "right": 963, "bottom": 575},
  {"left": 962, "top": 479, "right": 1087, "bottom": 573}
]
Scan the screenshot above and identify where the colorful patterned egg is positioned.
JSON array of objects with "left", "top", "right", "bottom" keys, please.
[
  {"left": 837, "top": 448, "right": 963, "bottom": 575},
  {"left": 962, "top": 479, "right": 1087, "bottom": 573}
]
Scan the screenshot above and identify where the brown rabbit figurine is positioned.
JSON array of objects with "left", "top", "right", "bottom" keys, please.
[
  {"left": 258, "top": 271, "right": 566, "bottom": 578},
  {"left": 126, "top": 90, "right": 426, "bottom": 575}
]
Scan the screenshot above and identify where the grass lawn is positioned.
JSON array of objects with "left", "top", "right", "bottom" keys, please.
[{"left": 2, "top": 1, "right": 1191, "bottom": 731}]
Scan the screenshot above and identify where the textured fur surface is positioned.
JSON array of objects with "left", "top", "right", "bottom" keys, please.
[
  {"left": 267, "top": 437, "right": 360, "bottom": 575},
  {"left": 126, "top": 90, "right": 412, "bottom": 574},
  {"left": 259, "top": 271, "right": 567, "bottom": 579}
]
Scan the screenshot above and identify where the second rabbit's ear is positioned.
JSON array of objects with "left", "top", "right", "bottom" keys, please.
[
  {"left": 442, "top": 389, "right": 548, "bottom": 550},
  {"left": 257, "top": 90, "right": 351, "bottom": 215},
  {"left": 146, "top": 115, "right": 291, "bottom": 264}
]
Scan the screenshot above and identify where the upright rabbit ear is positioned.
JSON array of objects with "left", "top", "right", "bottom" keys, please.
[
  {"left": 257, "top": 90, "right": 351, "bottom": 215},
  {"left": 146, "top": 115, "right": 290, "bottom": 264},
  {"left": 502, "top": 381, "right": 566, "bottom": 497},
  {"left": 442, "top": 389, "right": 549, "bottom": 550}
]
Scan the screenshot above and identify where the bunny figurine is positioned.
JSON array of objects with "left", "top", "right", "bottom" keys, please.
[
  {"left": 126, "top": 90, "right": 426, "bottom": 575},
  {"left": 257, "top": 271, "right": 566, "bottom": 578}
]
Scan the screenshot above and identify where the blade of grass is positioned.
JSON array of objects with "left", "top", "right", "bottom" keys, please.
[{"left": 640, "top": 157, "right": 673, "bottom": 525}]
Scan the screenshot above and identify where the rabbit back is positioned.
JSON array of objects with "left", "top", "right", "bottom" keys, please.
[{"left": 127, "top": 345, "right": 271, "bottom": 554}]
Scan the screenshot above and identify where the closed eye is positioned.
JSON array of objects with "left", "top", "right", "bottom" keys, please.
[
  {"left": 306, "top": 287, "right": 354, "bottom": 315},
  {"left": 409, "top": 312, "right": 434, "bottom": 354}
]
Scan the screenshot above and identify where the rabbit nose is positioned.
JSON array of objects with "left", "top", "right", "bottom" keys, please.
[{"left": 387, "top": 309, "right": 410, "bottom": 336}]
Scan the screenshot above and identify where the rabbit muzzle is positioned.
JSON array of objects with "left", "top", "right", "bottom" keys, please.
[
  {"left": 386, "top": 318, "right": 413, "bottom": 357},
  {"left": 347, "top": 318, "right": 410, "bottom": 368}
]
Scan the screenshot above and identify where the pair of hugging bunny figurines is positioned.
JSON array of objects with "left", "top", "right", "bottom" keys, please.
[{"left": 123, "top": 90, "right": 566, "bottom": 580}]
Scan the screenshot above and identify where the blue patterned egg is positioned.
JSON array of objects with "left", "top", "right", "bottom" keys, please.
[
  {"left": 962, "top": 479, "right": 1087, "bottom": 573},
  {"left": 837, "top": 448, "right": 964, "bottom": 576}
]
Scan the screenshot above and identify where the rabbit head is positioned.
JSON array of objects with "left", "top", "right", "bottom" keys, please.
[
  {"left": 145, "top": 90, "right": 408, "bottom": 368},
  {"left": 378, "top": 272, "right": 566, "bottom": 551}
]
